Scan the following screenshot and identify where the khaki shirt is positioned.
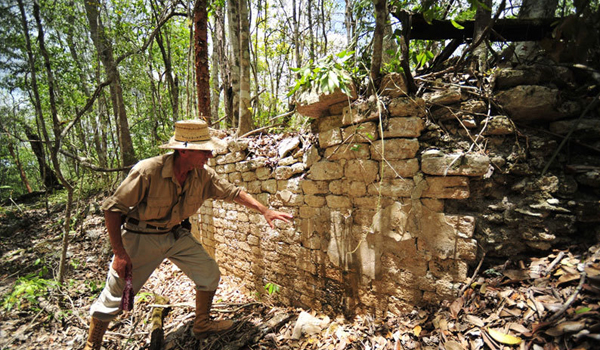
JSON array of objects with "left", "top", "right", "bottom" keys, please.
[{"left": 101, "top": 153, "right": 241, "bottom": 228}]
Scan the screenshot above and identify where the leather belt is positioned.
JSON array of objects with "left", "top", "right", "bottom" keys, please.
[{"left": 125, "top": 217, "right": 169, "bottom": 231}]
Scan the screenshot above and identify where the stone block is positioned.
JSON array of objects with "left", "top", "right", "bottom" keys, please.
[
  {"left": 388, "top": 97, "right": 425, "bottom": 117},
  {"left": 422, "top": 176, "right": 470, "bottom": 199},
  {"left": 329, "top": 180, "right": 346, "bottom": 195},
  {"left": 278, "top": 190, "right": 304, "bottom": 206},
  {"left": 302, "top": 180, "right": 329, "bottom": 195},
  {"left": 495, "top": 85, "right": 579, "bottom": 122},
  {"left": 482, "top": 115, "right": 515, "bottom": 135},
  {"left": 296, "top": 86, "right": 357, "bottom": 118},
  {"left": 299, "top": 206, "right": 321, "bottom": 219},
  {"left": 275, "top": 163, "right": 306, "bottom": 180},
  {"left": 353, "top": 196, "right": 380, "bottom": 209},
  {"left": 326, "top": 195, "right": 352, "bottom": 208},
  {"left": 421, "top": 150, "right": 490, "bottom": 177},
  {"left": 445, "top": 215, "right": 475, "bottom": 238},
  {"left": 342, "top": 122, "right": 379, "bottom": 143},
  {"left": 256, "top": 167, "right": 272, "bottom": 180},
  {"left": 348, "top": 181, "right": 367, "bottom": 197},
  {"left": 228, "top": 172, "right": 242, "bottom": 184},
  {"left": 315, "top": 114, "right": 343, "bottom": 133},
  {"left": 305, "top": 194, "right": 326, "bottom": 207},
  {"left": 216, "top": 151, "right": 247, "bottom": 165},
  {"left": 319, "top": 128, "right": 343, "bottom": 148},
  {"left": 324, "top": 143, "right": 371, "bottom": 160},
  {"left": 368, "top": 179, "right": 414, "bottom": 197},
  {"left": 242, "top": 171, "right": 257, "bottom": 182},
  {"left": 342, "top": 104, "right": 380, "bottom": 126},
  {"left": 423, "top": 88, "right": 462, "bottom": 105},
  {"left": 456, "top": 238, "right": 478, "bottom": 260},
  {"left": 371, "top": 138, "right": 419, "bottom": 160},
  {"left": 309, "top": 161, "right": 344, "bottom": 181},
  {"left": 345, "top": 159, "right": 379, "bottom": 184},
  {"left": 262, "top": 179, "right": 277, "bottom": 194},
  {"left": 380, "top": 159, "right": 420, "bottom": 179},
  {"left": 378, "top": 72, "right": 408, "bottom": 98},
  {"left": 383, "top": 117, "right": 425, "bottom": 138}
]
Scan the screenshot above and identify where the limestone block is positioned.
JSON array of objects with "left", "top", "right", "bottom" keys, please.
[
  {"left": 214, "top": 165, "right": 225, "bottom": 174},
  {"left": 329, "top": 180, "right": 346, "bottom": 195},
  {"left": 299, "top": 206, "right": 321, "bottom": 219},
  {"left": 278, "top": 190, "right": 304, "bottom": 206},
  {"left": 228, "top": 172, "right": 242, "bottom": 184},
  {"left": 342, "top": 122, "right": 379, "bottom": 143},
  {"left": 303, "top": 145, "right": 321, "bottom": 168},
  {"left": 357, "top": 240, "right": 379, "bottom": 280},
  {"left": 368, "top": 179, "right": 414, "bottom": 197},
  {"left": 315, "top": 114, "right": 343, "bottom": 133},
  {"left": 345, "top": 159, "right": 379, "bottom": 184},
  {"left": 256, "top": 167, "right": 272, "bottom": 180},
  {"left": 383, "top": 117, "right": 425, "bottom": 138},
  {"left": 262, "top": 179, "right": 277, "bottom": 194},
  {"left": 378, "top": 72, "right": 408, "bottom": 98},
  {"left": 495, "top": 85, "right": 580, "bottom": 122},
  {"left": 456, "top": 238, "right": 478, "bottom": 260},
  {"left": 373, "top": 202, "right": 410, "bottom": 241},
  {"left": 326, "top": 195, "right": 352, "bottom": 208},
  {"left": 494, "top": 67, "right": 542, "bottom": 89},
  {"left": 421, "top": 150, "right": 490, "bottom": 176},
  {"left": 330, "top": 101, "right": 350, "bottom": 115},
  {"left": 482, "top": 115, "right": 515, "bottom": 135},
  {"left": 216, "top": 151, "right": 247, "bottom": 165},
  {"left": 423, "top": 88, "right": 462, "bottom": 105},
  {"left": 279, "top": 136, "right": 300, "bottom": 158},
  {"left": 422, "top": 176, "right": 470, "bottom": 199},
  {"left": 278, "top": 177, "right": 303, "bottom": 193},
  {"left": 371, "top": 138, "right": 419, "bottom": 160},
  {"left": 428, "top": 259, "right": 469, "bottom": 280},
  {"left": 380, "top": 159, "right": 420, "bottom": 179},
  {"left": 324, "top": 143, "right": 370, "bottom": 160},
  {"left": 239, "top": 241, "right": 251, "bottom": 252},
  {"left": 246, "top": 180, "right": 261, "bottom": 194},
  {"left": 421, "top": 198, "right": 444, "bottom": 212},
  {"left": 342, "top": 104, "right": 380, "bottom": 126},
  {"left": 309, "top": 161, "right": 344, "bottom": 181},
  {"left": 305, "top": 195, "right": 326, "bottom": 207},
  {"left": 296, "top": 86, "right": 357, "bottom": 118},
  {"left": 247, "top": 234, "right": 260, "bottom": 246},
  {"left": 279, "top": 156, "right": 298, "bottom": 166},
  {"left": 236, "top": 157, "right": 268, "bottom": 172},
  {"left": 348, "top": 181, "right": 367, "bottom": 197},
  {"left": 353, "top": 209, "right": 375, "bottom": 226},
  {"left": 319, "top": 128, "right": 343, "bottom": 148},
  {"left": 275, "top": 163, "right": 306, "bottom": 180},
  {"left": 223, "top": 163, "right": 236, "bottom": 173},
  {"left": 445, "top": 215, "right": 475, "bottom": 238},
  {"left": 353, "top": 196, "right": 380, "bottom": 209},
  {"left": 302, "top": 180, "right": 329, "bottom": 195},
  {"left": 388, "top": 97, "right": 426, "bottom": 117},
  {"left": 228, "top": 139, "right": 250, "bottom": 152},
  {"left": 242, "top": 171, "right": 257, "bottom": 182}
]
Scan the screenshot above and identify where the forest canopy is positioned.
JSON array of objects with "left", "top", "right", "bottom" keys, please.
[{"left": 1, "top": 0, "right": 599, "bottom": 203}]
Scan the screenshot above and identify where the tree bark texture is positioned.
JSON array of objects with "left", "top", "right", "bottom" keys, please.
[
  {"left": 84, "top": 0, "right": 137, "bottom": 170},
  {"left": 194, "top": 0, "right": 211, "bottom": 121},
  {"left": 370, "top": 0, "right": 386, "bottom": 92},
  {"left": 227, "top": 0, "right": 241, "bottom": 128},
  {"left": 7, "top": 142, "right": 33, "bottom": 193},
  {"left": 210, "top": 5, "right": 225, "bottom": 126},
  {"left": 237, "top": 0, "right": 253, "bottom": 136}
]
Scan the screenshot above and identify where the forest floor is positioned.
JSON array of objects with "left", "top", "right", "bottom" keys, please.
[{"left": 1, "top": 194, "right": 599, "bottom": 350}]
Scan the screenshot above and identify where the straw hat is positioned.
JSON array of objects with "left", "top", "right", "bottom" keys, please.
[{"left": 159, "top": 119, "right": 227, "bottom": 151}]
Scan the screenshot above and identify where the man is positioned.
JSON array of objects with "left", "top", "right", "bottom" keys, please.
[{"left": 84, "top": 119, "right": 293, "bottom": 350}]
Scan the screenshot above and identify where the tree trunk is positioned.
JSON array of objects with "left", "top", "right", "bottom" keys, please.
[
  {"left": 370, "top": 0, "right": 386, "bottom": 94},
  {"left": 471, "top": 0, "right": 492, "bottom": 72},
  {"left": 23, "top": 126, "right": 60, "bottom": 189},
  {"left": 154, "top": 21, "right": 179, "bottom": 123},
  {"left": 227, "top": 0, "right": 241, "bottom": 128},
  {"left": 84, "top": 0, "right": 137, "bottom": 171},
  {"left": 237, "top": 0, "right": 253, "bottom": 136},
  {"left": 7, "top": 142, "right": 33, "bottom": 193},
  {"left": 211, "top": 5, "right": 226, "bottom": 125},
  {"left": 31, "top": 0, "right": 75, "bottom": 284},
  {"left": 194, "top": 0, "right": 211, "bottom": 121},
  {"left": 345, "top": 0, "right": 355, "bottom": 51}
]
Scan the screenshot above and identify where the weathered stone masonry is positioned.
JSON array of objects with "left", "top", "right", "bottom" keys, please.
[{"left": 191, "top": 76, "right": 493, "bottom": 317}]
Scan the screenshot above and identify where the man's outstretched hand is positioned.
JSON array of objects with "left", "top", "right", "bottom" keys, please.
[{"left": 264, "top": 209, "right": 294, "bottom": 229}]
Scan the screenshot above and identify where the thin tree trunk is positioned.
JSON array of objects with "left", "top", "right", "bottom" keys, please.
[
  {"left": 194, "top": 0, "right": 211, "bottom": 121},
  {"left": 7, "top": 142, "right": 33, "bottom": 193},
  {"left": 227, "top": 0, "right": 241, "bottom": 128},
  {"left": 370, "top": 0, "right": 386, "bottom": 93},
  {"left": 211, "top": 5, "right": 225, "bottom": 124},
  {"left": 31, "top": 0, "right": 74, "bottom": 284},
  {"left": 307, "top": 0, "right": 315, "bottom": 62},
  {"left": 84, "top": 0, "right": 136, "bottom": 171},
  {"left": 471, "top": 0, "right": 492, "bottom": 72},
  {"left": 237, "top": 0, "right": 252, "bottom": 135}
]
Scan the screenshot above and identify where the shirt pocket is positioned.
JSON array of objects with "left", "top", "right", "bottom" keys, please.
[{"left": 143, "top": 195, "right": 172, "bottom": 220}]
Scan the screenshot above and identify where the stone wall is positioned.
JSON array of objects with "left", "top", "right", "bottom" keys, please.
[{"left": 191, "top": 75, "right": 492, "bottom": 317}]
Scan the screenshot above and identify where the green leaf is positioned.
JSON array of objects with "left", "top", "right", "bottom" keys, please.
[{"left": 450, "top": 19, "right": 464, "bottom": 30}]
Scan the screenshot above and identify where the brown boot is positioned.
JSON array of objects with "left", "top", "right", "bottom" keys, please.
[
  {"left": 83, "top": 317, "right": 109, "bottom": 350},
  {"left": 192, "top": 290, "right": 234, "bottom": 339}
]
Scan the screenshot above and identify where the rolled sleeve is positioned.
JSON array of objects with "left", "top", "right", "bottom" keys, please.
[{"left": 204, "top": 167, "right": 241, "bottom": 202}]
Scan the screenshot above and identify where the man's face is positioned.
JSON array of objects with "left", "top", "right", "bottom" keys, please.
[{"left": 180, "top": 149, "right": 214, "bottom": 168}]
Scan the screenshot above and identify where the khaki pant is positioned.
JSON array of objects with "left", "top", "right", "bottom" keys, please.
[{"left": 90, "top": 226, "right": 220, "bottom": 321}]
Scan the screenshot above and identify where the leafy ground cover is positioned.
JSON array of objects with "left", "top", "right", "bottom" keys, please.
[{"left": 0, "top": 197, "right": 599, "bottom": 349}]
